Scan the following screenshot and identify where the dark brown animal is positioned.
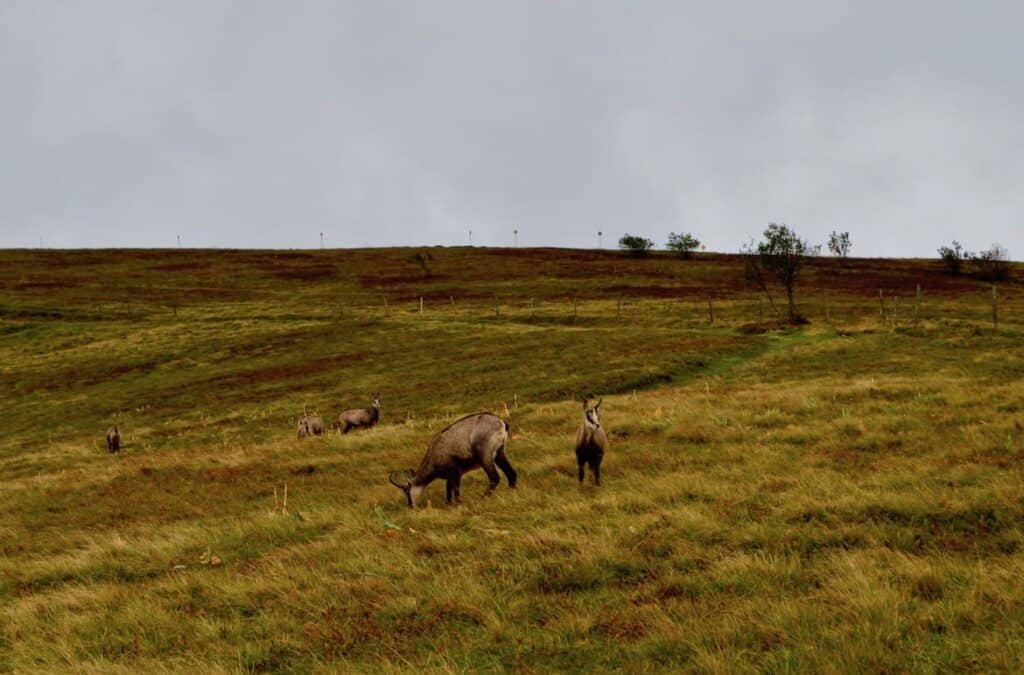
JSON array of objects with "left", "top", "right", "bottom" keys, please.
[
  {"left": 339, "top": 392, "right": 380, "bottom": 434},
  {"left": 575, "top": 398, "right": 606, "bottom": 485},
  {"left": 389, "top": 412, "right": 516, "bottom": 507},
  {"left": 106, "top": 426, "right": 120, "bottom": 453},
  {"left": 297, "top": 414, "right": 324, "bottom": 438}
]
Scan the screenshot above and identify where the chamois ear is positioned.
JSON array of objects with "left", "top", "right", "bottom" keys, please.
[{"left": 596, "top": 398, "right": 603, "bottom": 410}]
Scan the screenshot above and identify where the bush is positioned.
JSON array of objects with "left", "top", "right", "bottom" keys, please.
[
  {"left": 972, "top": 244, "right": 1011, "bottom": 282},
  {"left": 666, "top": 232, "right": 701, "bottom": 259},
  {"left": 937, "top": 241, "right": 966, "bottom": 276},
  {"left": 619, "top": 234, "right": 654, "bottom": 258},
  {"left": 409, "top": 251, "right": 434, "bottom": 278}
]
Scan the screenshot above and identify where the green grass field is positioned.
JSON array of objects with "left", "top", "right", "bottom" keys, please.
[{"left": 2, "top": 248, "right": 1023, "bottom": 673}]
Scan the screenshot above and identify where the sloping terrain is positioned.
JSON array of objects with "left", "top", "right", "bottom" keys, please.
[{"left": 1, "top": 248, "right": 1022, "bottom": 672}]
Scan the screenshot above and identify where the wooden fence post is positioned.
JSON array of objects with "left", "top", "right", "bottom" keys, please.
[
  {"left": 892, "top": 296, "right": 899, "bottom": 331},
  {"left": 878, "top": 289, "right": 884, "bottom": 323},
  {"left": 419, "top": 297, "right": 424, "bottom": 314},
  {"left": 530, "top": 297, "right": 535, "bottom": 317},
  {"left": 992, "top": 284, "right": 998, "bottom": 334},
  {"left": 707, "top": 297, "right": 714, "bottom": 324},
  {"left": 450, "top": 295, "right": 454, "bottom": 307},
  {"left": 914, "top": 284, "right": 921, "bottom": 323}
]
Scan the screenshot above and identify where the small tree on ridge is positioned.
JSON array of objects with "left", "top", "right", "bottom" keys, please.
[
  {"left": 750, "top": 223, "right": 816, "bottom": 324},
  {"left": 937, "top": 241, "right": 966, "bottom": 276},
  {"left": 666, "top": 232, "right": 701, "bottom": 259},
  {"left": 827, "top": 230, "right": 852, "bottom": 267},
  {"left": 619, "top": 234, "right": 654, "bottom": 258}
]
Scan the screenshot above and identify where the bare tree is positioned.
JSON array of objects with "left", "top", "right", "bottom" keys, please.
[
  {"left": 972, "top": 244, "right": 1011, "bottom": 282},
  {"left": 827, "top": 230, "right": 852, "bottom": 267}
]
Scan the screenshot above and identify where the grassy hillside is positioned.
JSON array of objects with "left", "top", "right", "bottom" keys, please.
[{"left": 2, "top": 248, "right": 1023, "bottom": 672}]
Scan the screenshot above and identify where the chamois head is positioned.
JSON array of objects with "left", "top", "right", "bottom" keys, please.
[
  {"left": 372, "top": 392, "right": 381, "bottom": 409},
  {"left": 583, "top": 397, "right": 602, "bottom": 430},
  {"left": 389, "top": 469, "right": 421, "bottom": 507}
]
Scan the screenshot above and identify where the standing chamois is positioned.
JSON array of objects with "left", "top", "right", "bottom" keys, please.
[
  {"left": 389, "top": 412, "right": 517, "bottom": 507},
  {"left": 106, "top": 425, "right": 120, "bottom": 453},
  {"left": 339, "top": 392, "right": 380, "bottom": 434},
  {"left": 575, "top": 398, "right": 606, "bottom": 485},
  {"left": 297, "top": 414, "right": 324, "bottom": 439}
]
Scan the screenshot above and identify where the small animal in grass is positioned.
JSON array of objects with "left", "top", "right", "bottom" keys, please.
[
  {"left": 575, "top": 397, "right": 607, "bottom": 485},
  {"left": 339, "top": 392, "right": 381, "bottom": 434},
  {"left": 297, "top": 414, "right": 324, "bottom": 439},
  {"left": 106, "top": 425, "right": 121, "bottom": 453},
  {"left": 389, "top": 412, "right": 517, "bottom": 507}
]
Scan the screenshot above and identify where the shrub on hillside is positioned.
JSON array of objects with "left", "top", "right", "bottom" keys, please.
[
  {"left": 937, "top": 241, "right": 966, "bottom": 276},
  {"left": 410, "top": 250, "right": 434, "bottom": 278},
  {"left": 619, "top": 234, "right": 654, "bottom": 258},
  {"left": 666, "top": 232, "right": 701, "bottom": 259}
]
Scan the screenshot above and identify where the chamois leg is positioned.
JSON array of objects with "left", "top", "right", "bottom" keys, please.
[
  {"left": 451, "top": 474, "right": 462, "bottom": 503},
  {"left": 577, "top": 461, "right": 585, "bottom": 484},
  {"left": 481, "top": 462, "right": 501, "bottom": 496},
  {"left": 446, "top": 479, "right": 454, "bottom": 504},
  {"left": 495, "top": 447, "right": 517, "bottom": 488},
  {"left": 591, "top": 459, "right": 601, "bottom": 486}
]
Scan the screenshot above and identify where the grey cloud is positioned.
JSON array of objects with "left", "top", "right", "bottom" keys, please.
[{"left": 1, "top": 1, "right": 1021, "bottom": 256}]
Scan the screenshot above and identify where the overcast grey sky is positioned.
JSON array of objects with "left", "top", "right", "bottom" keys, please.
[{"left": 1, "top": 1, "right": 1021, "bottom": 256}]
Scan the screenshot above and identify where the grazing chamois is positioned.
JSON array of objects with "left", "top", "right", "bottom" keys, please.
[
  {"left": 339, "top": 392, "right": 381, "bottom": 434},
  {"left": 575, "top": 398, "right": 606, "bottom": 485},
  {"left": 389, "top": 412, "right": 516, "bottom": 507},
  {"left": 106, "top": 426, "right": 120, "bottom": 453},
  {"left": 297, "top": 414, "right": 324, "bottom": 439}
]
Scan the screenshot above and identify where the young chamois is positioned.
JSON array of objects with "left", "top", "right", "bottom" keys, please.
[
  {"left": 297, "top": 414, "right": 324, "bottom": 439},
  {"left": 106, "top": 426, "right": 120, "bottom": 453},
  {"left": 339, "top": 392, "right": 380, "bottom": 434},
  {"left": 389, "top": 412, "right": 517, "bottom": 507},
  {"left": 575, "top": 398, "right": 606, "bottom": 485}
]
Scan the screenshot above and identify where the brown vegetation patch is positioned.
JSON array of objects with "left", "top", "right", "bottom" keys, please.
[
  {"left": 267, "top": 264, "right": 339, "bottom": 281},
  {"left": 149, "top": 262, "right": 214, "bottom": 272}
]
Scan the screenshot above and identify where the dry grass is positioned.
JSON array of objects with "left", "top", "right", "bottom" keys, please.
[{"left": 1, "top": 248, "right": 1022, "bottom": 672}]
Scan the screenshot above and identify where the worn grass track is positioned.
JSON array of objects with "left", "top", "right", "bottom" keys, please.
[{"left": 1, "top": 248, "right": 1023, "bottom": 672}]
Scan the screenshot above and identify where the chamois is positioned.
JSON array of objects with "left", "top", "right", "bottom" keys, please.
[
  {"left": 575, "top": 398, "right": 606, "bottom": 485},
  {"left": 339, "top": 392, "right": 380, "bottom": 434},
  {"left": 106, "top": 426, "right": 120, "bottom": 453},
  {"left": 297, "top": 414, "right": 324, "bottom": 439},
  {"left": 389, "top": 412, "right": 516, "bottom": 507}
]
